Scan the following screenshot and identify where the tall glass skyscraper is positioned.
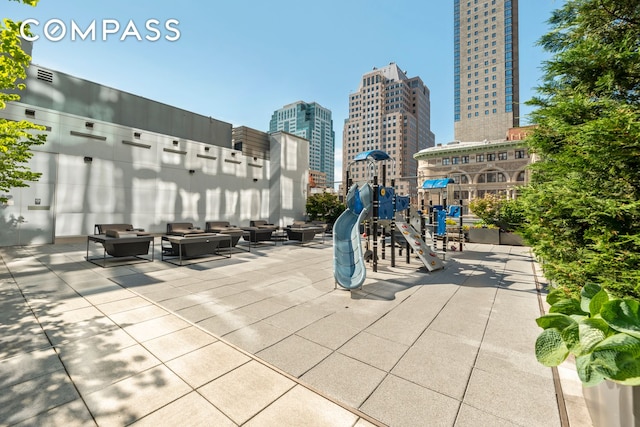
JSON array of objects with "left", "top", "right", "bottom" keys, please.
[
  {"left": 269, "top": 101, "right": 335, "bottom": 186},
  {"left": 454, "top": 0, "right": 519, "bottom": 142}
]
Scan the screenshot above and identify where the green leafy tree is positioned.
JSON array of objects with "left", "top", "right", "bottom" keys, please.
[
  {"left": 305, "top": 192, "right": 345, "bottom": 225},
  {"left": 1, "top": 0, "right": 46, "bottom": 202},
  {"left": 520, "top": 0, "right": 640, "bottom": 299}
]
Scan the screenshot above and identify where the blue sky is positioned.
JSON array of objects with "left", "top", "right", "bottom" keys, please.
[{"left": 5, "top": 0, "right": 563, "bottom": 182}]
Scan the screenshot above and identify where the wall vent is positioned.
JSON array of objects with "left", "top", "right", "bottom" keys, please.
[
  {"left": 70, "top": 130, "right": 107, "bottom": 141},
  {"left": 36, "top": 69, "right": 53, "bottom": 83},
  {"left": 163, "top": 148, "right": 187, "bottom": 155},
  {"left": 122, "top": 140, "right": 151, "bottom": 149},
  {"left": 196, "top": 154, "right": 217, "bottom": 160}
]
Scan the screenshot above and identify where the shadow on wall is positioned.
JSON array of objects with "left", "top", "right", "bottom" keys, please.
[
  {"left": 48, "top": 138, "right": 269, "bottom": 236},
  {"left": 0, "top": 210, "right": 52, "bottom": 246},
  {"left": 0, "top": 212, "right": 22, "bottom": 245}
]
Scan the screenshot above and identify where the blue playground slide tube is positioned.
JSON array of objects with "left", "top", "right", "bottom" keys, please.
[{"left": 333, "top": 183, "right": 373, "bottom": 290}]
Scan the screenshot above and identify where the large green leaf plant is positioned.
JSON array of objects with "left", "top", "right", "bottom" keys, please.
[{"left": 536, "top": 283, "right": 640, "bottom": 386}]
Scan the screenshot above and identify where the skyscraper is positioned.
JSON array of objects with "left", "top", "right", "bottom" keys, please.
[
  {"left": 343, "top": 63, "right": 435, "bottom": 201},
  {"left": 269, "top": 101, "right": 335, "bottom": 186},
  {"left": 454, "top": 0, "right": 519, "bottom": 142}
]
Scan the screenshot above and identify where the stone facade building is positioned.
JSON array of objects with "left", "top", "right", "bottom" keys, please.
[
  {"left": 414, "top": 127, "right": 534, "bottom": 213},
  {"left": 343, "top": 63, "right": 435, "bottom": 203}
]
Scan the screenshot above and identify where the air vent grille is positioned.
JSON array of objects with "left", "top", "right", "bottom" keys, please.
[{"left": 36, "top": 69, "right": 53, "bottom": 83}]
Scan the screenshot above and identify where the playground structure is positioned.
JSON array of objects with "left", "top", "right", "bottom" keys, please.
[
  {"left": 421, "top": 177, "right": 465, "bottom": 251},
  {"left": 333, "top": 150, "right": 444, "bottom": 290}
]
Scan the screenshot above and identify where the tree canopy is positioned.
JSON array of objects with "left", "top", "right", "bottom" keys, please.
[
  {"left": 0, "top": 0, "right": 46, "bottom": 202},
  {"left": 305, "top": 192, "right": 345, "bottom": 225},
  {"left": 521, "top": 0, "right": 640, "bottom": 298}
]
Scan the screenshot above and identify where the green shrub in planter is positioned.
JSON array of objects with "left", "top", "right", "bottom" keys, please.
[{"left": 535, "top": 283, "right": 640, "bottom": 386}]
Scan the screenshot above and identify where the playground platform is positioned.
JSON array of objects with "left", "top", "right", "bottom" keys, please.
[{"left": 0, "top": 239, "right": 591, "bottom": 426}]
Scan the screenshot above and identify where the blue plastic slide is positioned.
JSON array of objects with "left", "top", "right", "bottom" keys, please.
[{"left": 333, "top": 183, "right": 373, "bottom": 290}]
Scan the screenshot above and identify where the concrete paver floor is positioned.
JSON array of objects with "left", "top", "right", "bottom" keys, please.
[{"left": 0, "top": 238, "right": 591, "bottom": 426}]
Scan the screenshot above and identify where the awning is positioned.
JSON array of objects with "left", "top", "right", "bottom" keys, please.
[
  {"left": 353, "top": 150, "right": 391, "bottom": 162},
  {"left": 422, "top": 178, "right": 454, "bottom": 189}
]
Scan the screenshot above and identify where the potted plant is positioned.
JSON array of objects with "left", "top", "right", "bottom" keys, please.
[
  {"left": 468, "top": 195, "right": 524, "bottom": 245},
  {"left": 535, "top": 283, "right": 640, "bottom": 426},
  {"left": 468, "top": 221, "right": 500, "bottom": 244}
]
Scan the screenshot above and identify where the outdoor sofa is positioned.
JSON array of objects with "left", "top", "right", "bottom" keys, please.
[
  {"left": 249, "top": 220, "right": 279, "bottom": 231},
  {"left": 162, "top": 222, "right": 231, "bottom": 261},
  {"left": 242, "top": 221, "right": 276, "bottom": 244},
  {"left": 205, "top": 221, "right": 244, "bottom": 248},
  {"left": 93, "top": 223, "right": 152, "bottom": 258},
  {"left": 166, "top": 222, "right": 205, "bottom": 236},
  {"left": 87, "top": 223, "right": 154, "bottom": 267},
  {"left": 94, "top": 223, "right": 150, "bottom": 236},
  {"left": 285, "top": 221, "right": 325, "bottom": 244}
]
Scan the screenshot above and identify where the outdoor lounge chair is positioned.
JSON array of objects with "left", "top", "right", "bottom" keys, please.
[
  {"left": 287, "top": 220, "right": 327, "bottom": 230},
  {"left": 101, "top": 229, "right": 152, "bottom": 257},
  {"left": 288, "top": 220, "right": 325, "bottom": 229},
  {"left": 163, "top": 222, "right": 227, "bottom": 257},
  {"left": 205, "top": 221, "right": 243, "bottom": 247},
  {"left": 166, "top": 222, "right": 205, "bottom": 236},
  {"left": 91, "top": 223, "right": 152, "bottom": 258},
  {"left": 309, "top": 220, "right": 328, "bottom": 232},
  {"left": 241, "top": 226, "right": 275, "bottom": 244},
  {"left": 94, "top": 223, "right": 150, "bottom": 236},
  {"left": 161, "top": 234, "right": 231, "bottom": 264},
  {"left": 285, "top": 225, "right": 324, "bottom": 244},
  {"left": 87, "top": 224, "right": 154, "bottom": 266},
  {"left": 250, "top": 220, "right": 278, "bottom": 232}
]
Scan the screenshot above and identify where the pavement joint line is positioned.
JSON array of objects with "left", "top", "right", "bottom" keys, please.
[
  {"left": 352, "top": 260, "right": 483, "bottom": 414},
  {"left": 532, "top": 250, "right": 570, "bottom": 427},
  {"left": 4, "top": 243, "right": 382, "bottom": 425},
  {"left": 1, "top": 242, "right": 578, "bottom": 426},
  {"left": 0, "top": 249, "right": 99, "bottom": 426},
  {"left": 99, "top": 267, "right": 387, "bottom": 427},
  {"left": 454, "top": 263, "right": 501, "bottom": 425}
]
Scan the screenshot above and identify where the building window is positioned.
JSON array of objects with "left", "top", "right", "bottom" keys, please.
[
  {"left": 487, "top": 153, "right": 496, "bottom": 161},
  {"left": 477, "top": 170, "right": 507, "bottom": 184},
  {"left": 452, "top": 156, "right": 459, "bottom": 164},
  {"left": 442, "top": 158, "right": 450, "bottom": 165},
  {"left": 515, "top": 149, "right": 526, "bottom": 159},
  {"left": 461, "top": 155, "right": 469, "bottom": 164},
  {"left": 516, "top": 171, "right": 526, "bottom": 181},
  {"left": 498, "top": 152, "right": 508, "bottom": 160},
  {"left": 476, "top": 154, "right": 484, "bottom": 162},
  {"left": 454, "top": 190, "right": 470, "bottom": 200}
]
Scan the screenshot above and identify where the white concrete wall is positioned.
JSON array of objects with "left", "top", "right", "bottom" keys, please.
[
  {"left": 269, "top": 132, "right": 309, "bottom": 228},
  {"left": 0, "top": 102, "right": 308, "bottom": 244}
]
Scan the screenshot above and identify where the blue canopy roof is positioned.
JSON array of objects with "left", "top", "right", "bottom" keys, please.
[
  {"left": 353, "top": 150, "right": 391, "bottom": 162},
  {"left": 422, "top": 178, "right": 454, "bottom": 189}
]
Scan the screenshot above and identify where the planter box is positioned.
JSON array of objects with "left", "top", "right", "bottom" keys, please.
[
  {"left": 468, "top": 228, "right": 500, "bottom": 244},
  {"left": 499, "top": 231, "right": 524, "bottom": 246},
  {"left": 582, "top": 381, "right": 639, "bottom": 427}
]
